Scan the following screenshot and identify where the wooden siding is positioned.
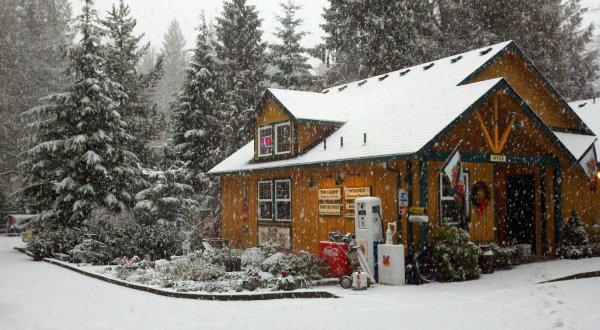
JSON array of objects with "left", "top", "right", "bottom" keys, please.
[
  {"left": 220, "top": 162, "right": 404, "bottom": 255},
  {"left": 297, "top": 123, "right": 337, "bottom": 154},
  {"left": 471, "top": 50, "right": 583, "bottom": 131}
]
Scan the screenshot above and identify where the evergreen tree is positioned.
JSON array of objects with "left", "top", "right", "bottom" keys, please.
[
  {"left": 216, "top": 0, "right": 268, "bottom": 154},
  {"left": 172, "top": 17, "right": 223, "bottom": 209},
  {"left": 270, "top": 0, "right": 312, "bottom": 89},
  {"left": 321, "top": 0, "right": 440, "bottom": 84},
  {"left": 432, "top": 0, "right": 598, "bottom": 100},
  {"left": 20, "top": 0, "right": 138, "bottom": 227},
  {"left": 155, "top": 19, "right": 187, "bottom": 133},
  {"left": 134, "top": 165, "right": 200, "bottom": 227},
  {"left": 100, "top": 0, "right": 164, "bottom": 166},
  {"left": 0, "top": 189, "right": 9, "bottom": 225},
  {"left": 561, "top": 210, "right": 590, "bottom": 258},
  {"left": 0, "top": 0, "right": 73, "bottom": 192}
]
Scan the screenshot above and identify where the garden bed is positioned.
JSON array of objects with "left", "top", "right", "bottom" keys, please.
[{"left": 42, "top": 257, "right": 338, "bottom": 301}]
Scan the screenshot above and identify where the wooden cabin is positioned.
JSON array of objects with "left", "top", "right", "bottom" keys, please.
[{"left": 208, "top": 41, "right": 599, "bottom": 257}]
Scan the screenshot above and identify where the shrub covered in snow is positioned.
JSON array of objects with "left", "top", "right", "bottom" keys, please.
[
  {"left": 27, "top": 227, "right": 86, "bottom": 259},
  {"left": 428, "top": 226, "right": 481, "bottom": 282},
  {"left": 561, "top": 211, "right": 591, "bottom": 259},
  {"left": 488, "top": 243, "right": 519, "bottom": 270},
  {"left": 27, "top": 219, "right": 183, "bottom": 263},
  {"left": 260, "top": 251, "right": 322, "bottom": 278}
]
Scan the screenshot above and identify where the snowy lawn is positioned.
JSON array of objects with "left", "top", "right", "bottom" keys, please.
[{"left": 2, "top": 235, "right": 600, "bottom": 329}]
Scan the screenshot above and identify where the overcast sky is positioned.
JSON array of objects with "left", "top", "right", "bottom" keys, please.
[{"left": 70, "top": 0, "right": 330, "bottom": 51}]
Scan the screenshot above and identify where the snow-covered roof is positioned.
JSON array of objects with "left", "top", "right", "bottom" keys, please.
[
  {"left": 211, "top": 78, "right": 503, "bottom": 174},
  {"left": 553, "top": 131, "right": 597, "bottom": 161},
  {"left": 210, "top": 40, "right": 587, "bottom": 175},
  {"left": 569, "top": 99, "right": 600, "bottom": 154}
]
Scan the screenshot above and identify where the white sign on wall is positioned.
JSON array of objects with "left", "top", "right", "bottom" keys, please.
[{"left": 258, "top": 226, "right": 291, "bottom": 249}]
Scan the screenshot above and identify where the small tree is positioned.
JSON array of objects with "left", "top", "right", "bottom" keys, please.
[
  {"left": 270, "top": 0, "right": 312, "bottom": 89},
  {"left": 428, "top": 226, "right": 481, "bottom": 282},
  {"left": 134, "top": 165, "right": 200, "bottom": 227},
  {"left": 561, "top": 210, "right": 590, "bottom": 259}
]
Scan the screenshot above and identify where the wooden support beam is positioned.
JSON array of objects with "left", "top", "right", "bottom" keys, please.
[
  {"left": 494, "top": 97, "right": 499, "bottom": 149},
  {"left": 497, "top": 115, "right": 517, "bottom": 153},
  {"left": 475, "top": 109, "right": 497, "bottom": 153}
]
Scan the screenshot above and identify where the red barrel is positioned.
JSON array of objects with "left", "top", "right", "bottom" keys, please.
[{"left": 319, "top": 241, "right": 351, "bottom": 277}]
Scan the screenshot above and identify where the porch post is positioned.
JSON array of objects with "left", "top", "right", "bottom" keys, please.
[
  {"left": 419, "top": 160, "right": 429, "bottom": 251},
  {"left": 541, "top": 165, "right": 547, "bottom": 254},
  {"left": 553, "top": 164, "right": 562, "bottom": 256},
  {"left": 406, "top": 161, "right": 413, "bottom": 254}
]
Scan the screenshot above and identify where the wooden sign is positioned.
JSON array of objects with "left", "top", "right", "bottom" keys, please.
[
  {"left": 490, "top": 155, "right": 507, "bottom": 162},
  {"left": 319, "top": 203, "right": 342, "bottom": 215},
  {"left": 318, "top": 188, "right": 342, "bottom": 201},
  {"left": 258, "top": 226, "right": 291, "bottom": 249},
  {"left": 345, "top": 187, "right": 371, "bottom": 199},
  {"left": 345, "top": 187, "right": 371, "bottom": 218}
]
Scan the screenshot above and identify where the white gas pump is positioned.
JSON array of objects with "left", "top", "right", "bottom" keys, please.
[{"left": 354, "top": 197, "right": 384, "bottom": 277}]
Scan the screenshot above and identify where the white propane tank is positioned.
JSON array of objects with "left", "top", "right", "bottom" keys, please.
[
  {"left": 355, "top": 197, "right": 384, "bottom": 277},
  {"left": 377, "top": 244, "right": 405, "bottom": 285},
  {"left": 351, "top": 270, "right": 368, "bottom": 290}
]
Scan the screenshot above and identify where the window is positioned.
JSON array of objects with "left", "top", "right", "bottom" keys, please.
[
  {"left": 258, "top": 181, "right": 273, "bottom": 220},
  {"left": 275, "top": 179, "right": 291, "bottom": 220},
  {"left": 439, "top": 172, "right": 469, "bottom": 227},
  {"left": 258, "top": 179, "right": 291, "bottom": 221},
  {"left": 275, "top": 122, "right": 291, "bottom": 155},
  {"left": 258, "top": 126, "right": 273, "bottom": 157}
]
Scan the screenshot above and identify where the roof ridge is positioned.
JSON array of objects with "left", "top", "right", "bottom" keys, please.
[{"left": 321, "top": 40, "right": 514, "bottom": 93}]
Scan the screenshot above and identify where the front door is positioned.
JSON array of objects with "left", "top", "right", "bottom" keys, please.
[{"left": 507, "top": 175, "right": 535, "bottom": 245}]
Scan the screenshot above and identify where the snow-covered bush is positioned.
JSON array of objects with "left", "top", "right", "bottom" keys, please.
[
  {"left": 241, "top": 247, "right": 265, "bottom": 269},
  {"left": 261, "top": 251, "right": 322, "bottom": 278},
  {"left": 488, "top": 243, "right": 518, "bottom": 270},
  {"left": 429, "top": 226, "right": 481, "bottom": 282},
  {"left": 561, "top": 211, "right": 591, "bottom": 259},
  {"left": 71, "top": 239, "right": 111, "bottom": 264},
  {"left": 202, "top": 247, "right": 242, "bottom": 272},
  {"left": 27, "top": 227, "right": 86, "bottom": 259}
]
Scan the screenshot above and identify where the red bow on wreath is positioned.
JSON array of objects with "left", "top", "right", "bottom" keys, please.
[{"left": 471, "top": 181, "right": 490, "bottom": 216}]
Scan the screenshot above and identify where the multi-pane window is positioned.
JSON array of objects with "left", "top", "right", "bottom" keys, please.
[
  {"left": 275, "top": 179, "right": 291, "bottom": 220},
  {"left": 258, "top": 179, "right": 291, "bottom": 221},
  {"left": 258, "top": 181, "right": 273, "bottom": 220},
  {"left": 258, "top": 126, "right": 273, "bottom": 157},
  {"left": 275, "top": 122, "right": 291, "bottom": 155},
  {"left": 439, "top": 172, "right": 469, "bottom": 227}
]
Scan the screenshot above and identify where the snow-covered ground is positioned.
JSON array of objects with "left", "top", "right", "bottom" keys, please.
[{"left": 1, "top": 235, "right": 600, "bottom": 330}]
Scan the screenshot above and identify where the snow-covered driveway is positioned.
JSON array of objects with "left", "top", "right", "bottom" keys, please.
[{"left": 1, "top": 235, "right": 600, "bottom": 330}]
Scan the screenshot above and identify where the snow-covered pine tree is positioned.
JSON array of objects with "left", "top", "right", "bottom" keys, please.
[
  {"left": 154, "top": 19, "right": 187, "bottom": 133},
  {"left": 0, "top": 0, "right": 73, "bottom": 193},
  {"left": 270, "top": 0, "right": 312, "bottom": 90},
  {"left": 321, "top": 0, "right": 440, "bottom": 84},
  {"left": 216, "top": 0, "right": 268, "bottom": 155},
  {"left": 432, "top": 0, "right": 598, "bottom": 100},
  {"left": 172, "top": 16, "right": 224, "bottom": 210},
  {"left": 134, "top": 166, "right": 200, "bottom": 227},
  {"left": 20, "top": 0, "right": 138, "bottom": 228},
  {"left": 100, "top": 0, "right": 164, "bottom": 167}
]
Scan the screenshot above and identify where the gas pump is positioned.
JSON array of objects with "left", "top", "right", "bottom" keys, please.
[{"left": 354, "top": 197, "right": 384, "bottom": 278}]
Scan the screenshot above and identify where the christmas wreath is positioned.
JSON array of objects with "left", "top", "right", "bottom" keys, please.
[{"left": 471, "top": 181, "right": 490, "bottom": 215}]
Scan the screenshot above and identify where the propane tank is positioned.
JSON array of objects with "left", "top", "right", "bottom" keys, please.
[{"left": 385, "top": 222, "right": 397, "bottom": 245}]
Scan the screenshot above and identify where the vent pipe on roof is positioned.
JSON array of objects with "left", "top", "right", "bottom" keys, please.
[
  {"left": 340, "top": 136, "right": 344, "bottom": 148},
  {"left": 324, "top": 138, "right": 326, "bottom": 150},
  {"left": 364, "top": 133, "right": 367, "bottom": 144}
]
